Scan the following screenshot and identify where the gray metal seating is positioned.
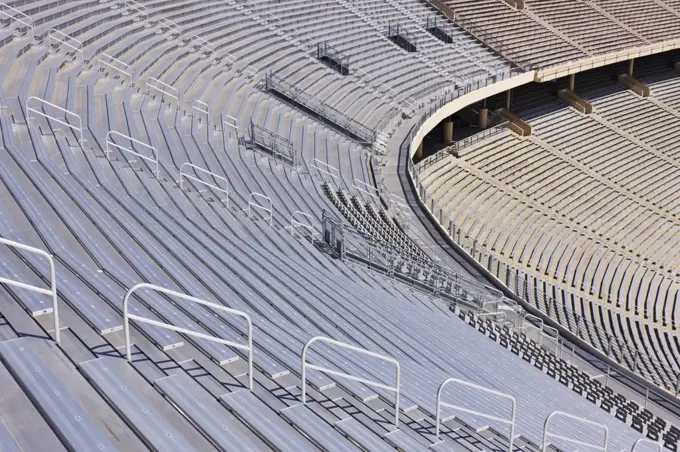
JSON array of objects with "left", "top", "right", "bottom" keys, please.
[{"left": 0, "top": 0, "right": 672, "bottom": 450}]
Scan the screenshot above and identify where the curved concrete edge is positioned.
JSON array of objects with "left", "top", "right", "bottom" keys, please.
[{"left": 408, "top": 71, "right": 535, "bottom": 159}]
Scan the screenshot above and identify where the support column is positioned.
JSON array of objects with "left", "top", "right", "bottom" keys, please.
[
  {"left": 479, "top": 108, "right": 489, "bottom": 129},
  {"left": 628, "top": 58, "right": 635, "bottom": 76},
  {"left": 442, "top": 119, "right": 454, "bottom": 144},
  {"left": 568, "top": 73, "right": 575, "bottom": 91},
  {"left": 415, "top": 143, "right": 423, "bottom": 159},
  {"left": 506, "top": 89, "right": 512, "bottom": 110}
]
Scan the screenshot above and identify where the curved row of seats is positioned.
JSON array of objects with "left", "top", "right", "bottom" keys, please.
[
  {"left": 418, "top": 73, "right": 680, "bottom": 394},
  {"left": 439, "top": 0, "right": 680, "bottom": 69},
  {"left": 458, "top": 307, "right": 680, "bottom": 449}
]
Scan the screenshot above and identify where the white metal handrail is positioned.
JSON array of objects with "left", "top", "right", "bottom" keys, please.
[
  {"left": 191, "top": 35, "right": 214, "bottom": 53},
  {"left": 522, "top": 313, "right": 543, "bottom": 340},
  {"left": 223, "top": 52, "right": 236, "bottom": 66},
  {"left": 541, "top": 324, "right": 560, "bottom": 355},
  {"left": 191, "top": 100, "right": 209, "bottom": 122},
  {"left": 179, "top": 163, "right": 228, "bottom": 207},
  {"left": 158, "top": 16, "right": 181, "bottom": 35},
  {"left": 301, "top": 336, "right": 401, "bottom": 426},
  {"left": 353, "top": 179, "right": 380, "bottom": 200},
  {"left": 124, "top": 0, "right": 147, "bottom": 18},
  {"left": 631, "top": 438, "right": 662, "bottom": 452},
  {"left": 244, "top": 65, "right": 258, "bottom": 78},
  {"left": 48, "top": 29, "right": 84, "bottom": 63},
  {"left": 124, "top": 0, "right": 148, "bottom": 20},
  {"left": 435, "top": 378, "right": 515, "bottom": 450},
  {"left": 0, "top": 2, "right": 33, "bottom": 41},
  {"left": 147, "top": 77, "right": 179, "bottom": 105},
  {"left": 541, "top": 411, "right": 608, "bottom": 452},
  {"left": 222, "top": 115, "right": 239, "bottom": 135},
  {"left": 247, "top": 192, "right": 272, "bottom": 226},
  {"left": 123, "top": 283, "right": 253, "bottom": 390},
  {"left": 290, "top": 211, "right": 317, "bottom": 240},
  {"left": 98, "top": 53, "right": 132, "bottom": 83},
  {"left": 311, "top": 158, "right": 339, "bottom": 179},
  {"left": 0, "top": 238, "right": 59, "bottom": 343},
  {"left": 26, "top": 96, "right": 84, "bottom": 143},
  {"left": 105, "top": 130, "right": 159, "bottom": 178}
]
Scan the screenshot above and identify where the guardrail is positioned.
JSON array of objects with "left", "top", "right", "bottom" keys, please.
[
  {"left": 0, "top": 2, "right": 33, "bottom": 41},
  {"left": 179, "top": 163, "right": 228, "bottom": 207},
  {"left": 26, "top": 96, "right": 84, "bottom": 143},
  {"left": 301, "top": 336, "right": 401, "bottom": 426},
  {"left": 48, "top": 29, "right": 84, "bottom": 63},
  {"left": 105, "top": 131, "right": 159, "bottom": 177},
  {"left": 123, "top": 283, "right": 253, "bottom": 390},
  {"left": 435, "top": 378, "right": 515, "bottom": 451},
  {"left": 541, "top": 411, "right": 608, "bottom": 452},
  {"left": 0, "top": 238, "right": 59, "bottom": 343}
]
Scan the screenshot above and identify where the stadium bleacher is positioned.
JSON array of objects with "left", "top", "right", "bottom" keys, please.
[{"left": 0, "top": 0, "right": 679, "bottom": 450}]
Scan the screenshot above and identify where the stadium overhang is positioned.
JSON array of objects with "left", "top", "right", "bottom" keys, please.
[{"left": 408, "top": 70, "right": 535, "bottom": 159}]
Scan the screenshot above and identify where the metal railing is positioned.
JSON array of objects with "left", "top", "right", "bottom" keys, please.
[
  {"left": 191, "top": 100, "right": 209, "bottom": 122},
  {"left": 435, "top": 378, "right": 515, "bottom": 451},
  {"left": 416, "top": 122, "right": 509, "bottom": 173},
  {"left": 0, "top": 238, "right": 59, "bottom": 343},
  {"left": 26, "top": 96, "right": 84, "bottom": 143},
  {"left": 0, "top": 2, "right": 33, "bottom": 41},
  {"left": 631, "top": 438, "right": 663, "bottom": 452},
  {"left": 124, "top": 0, "right": 148, "bottom": 21},
  {"left": 289, "top": 211, "right": 318, "bottom": 240},
  {"left": 105, "top": 131, "right": 159, "bottom": 178},
  {"left": 248, "top": 121, "right": 296, "bottom": 168},
  {"left": 48, "top": 29, "right": 84, "bottom": 63},
  {"left": 247, "top": 192, "right": 273, "bottom": 226},
  {"left": 123, "top": 283, "right": 253, "bottom": 390},
  {"left": 98, "top": 53, "right": 132, "bottom": 84},
  {"left": 321, "top": 210, "right": 503, "bottom": 308},
  {"left": 301, "top": 336, "right": 401, "bottom": 426},
  {"left": 264, "top": 72, "right": 375, "bottom": 144},
  {"left": 147, "top": 77, "right": 179, "bottom": 106},
  {"left": 179, "top": 163, "right": 228, "bottom": 207},
  {"left": 541, "top": 411, "right": 608, "bottom": 452}
]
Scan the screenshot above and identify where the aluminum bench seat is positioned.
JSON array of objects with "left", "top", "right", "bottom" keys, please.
[{"left": 0, "top": 337, "right": 117, "bottom": 451}]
